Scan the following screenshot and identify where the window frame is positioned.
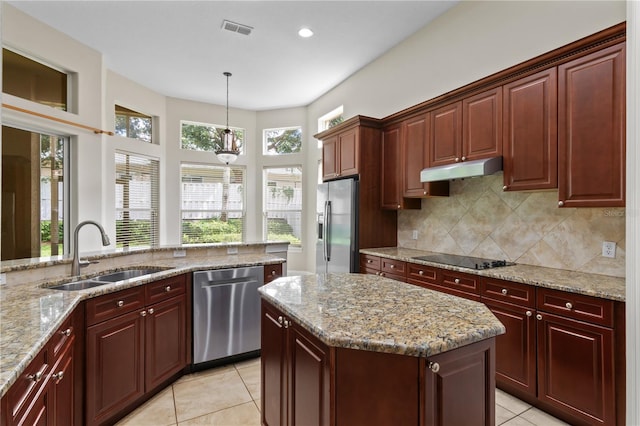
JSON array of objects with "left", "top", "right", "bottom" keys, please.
[
  {"left": 180, "top": 119, "right": 246, "bottom": 155},
  {"left": 262, "top": 165, "right": 303, "bottom": 248},
  {"left": 262, "top": 126, "right": 303, "bottom": 156},
  {"left": 115, "top": 104, "right": 153, "bottom": 143}
]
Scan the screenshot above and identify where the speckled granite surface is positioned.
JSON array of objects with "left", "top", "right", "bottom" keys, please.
[
  {"left": 360, "top": 247, "right": 626, "bottom": 302},
  {"left": 259, "top": 273, "right": 505, "bottom": 358},
  {"left": 0, "top": 253, "right": 285, "bottom": 399}
]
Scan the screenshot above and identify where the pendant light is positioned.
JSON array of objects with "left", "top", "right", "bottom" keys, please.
[{"left": 215, "top": 71, "right": 240, "bottom": 164}]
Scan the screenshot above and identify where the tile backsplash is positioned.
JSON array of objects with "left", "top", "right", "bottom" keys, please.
[{"left": 397, "top": 173, "right": 625, "bottom": 277}]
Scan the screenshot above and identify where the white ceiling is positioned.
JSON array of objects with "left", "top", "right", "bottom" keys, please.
[{"left": 8, "top": 1, "right": 458, "bottom": 111}]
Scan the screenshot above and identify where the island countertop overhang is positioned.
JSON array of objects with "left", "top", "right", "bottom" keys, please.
[{"left": 258, "top": 273, "right": 505, "bottom": 358}]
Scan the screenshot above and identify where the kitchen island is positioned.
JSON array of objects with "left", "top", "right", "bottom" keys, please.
[{"left": 258, "top": 273, "right": 506, "bottom": 426}]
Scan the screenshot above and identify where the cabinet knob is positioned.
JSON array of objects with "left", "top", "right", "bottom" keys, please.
[
  {"left": 52, "top": 371, "right": 64, "bottom": 382},
  {"left": 60, "top": 328, "right": 72, "bottom": 337},
  {"left": 28, "top": 371, "right": 43, "bottom": 383},
  {"left": 428, "top": 361, "right": 440, "bottom": 373},
  {"left": 277, "top": 316, "right": 284, "bottom": 324},
  {"left": 390, "top": 264, "right": 395, "bottom": 269},
  {"left": 565, "top": 302, "right": 573, "bottom": 310},
  {"left": 148, "top": 308, "right": 155, "bottom": 315},
  {"left": 501, "top": 289, "right": 508, "bottom": 295},
  {"left": 418, "top": 270, "right": 424, "bottom": 276},
  {"left": 536, "top": 314, "right": 543, "bottom": 321},
  {"left": 140, "top": 310, "right": 147, "bottom": 317},
  {"left": 526, "top": 311, "right": 532, "bottom": 317},
  {"left": 367, "top": 259, "right": 372, "bottom": 264},
  {"left": 461, "top": 156, "right": 466, "bottom": 162},
  {"left": 117, "top": 300, "right": 124, "bottom": 307},
  {"left": 454, "top": 278, "right": 460, "bottom": 284},
  {"left": 397, "top": 204, "right": 401, "bottom": 209},
  {"left": 165, "top": 286, "right": 172, "bottom": 292},
  {"left": 502, "top": 185, "right": 508, "bottom": 191},
  {"left": 283, "top": 319, "right": 290, "bottom": 329},
  {"left": 455, "top": 157, "right": 460, "bottom": 162},
  {"left": 271, "top": 270, "right": 276, "bottom": 276},
  {"left": 423, "top": 190, "right": 427, "bottom": 195},
  {"left": 558, "top": 201, "right": 564, "bottom": 207}
]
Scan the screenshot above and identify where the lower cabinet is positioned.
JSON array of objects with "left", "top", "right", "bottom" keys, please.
[{"left": 85, "top": 274, "right": 187, "bottom": 425}]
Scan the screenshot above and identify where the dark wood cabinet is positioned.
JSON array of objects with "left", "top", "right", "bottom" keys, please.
[
  {"left": 320, "top": 126, "right": 360, "bottom": 181},
  {"left": 321, "top": 135, "right": 339, "bottom": 181},
  {"left": 357, "top": 254, "right": 404, "bottom": 281},
  {"left": 85, "top": 274, "right": 188, "bottom": 425},
  {"left": 503, "top": 68, "right": 558, "bottom": 191},
  {"left": 381, "top": 124, "right": 420, "bottom": 210},
  {"left": 558, "top": 42, "right": 625, "bottom": 207},
  {"left": 264, "top": 263, "right": 284, "bottom": 283},
  {"left": 429, "top": 101, "right": 462, "bottom": 167},
  {"left": 261, "top": 300, "right": 330, "bottom": 426},
  {"left": 403, "top": 114, "right": 431, "bottom": 197},
  {"left": 463, "top": 87, "right": 503, "bottom": 162}
]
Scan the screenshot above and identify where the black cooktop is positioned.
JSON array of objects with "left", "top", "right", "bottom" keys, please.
[{"left": 412, "top": 254, "right": 515, "bottom": 270}]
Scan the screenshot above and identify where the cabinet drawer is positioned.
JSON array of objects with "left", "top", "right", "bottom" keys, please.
[
  {"left": 481, "top": 277, "right": 535, "bottom": 308},
  {"left": 264, "top": 263, "right": 283, "bottom": 283},
  {"left": 86, "top": 286, "right": 145, "bottom": 326},
  {"left": 537, "top": 287, "right": 613, "bottom": 327},
  {"left": 381, "top": 258, "right": 406, "bottom": 276},
  {"left": 407, "top": 263, "right": 438, "bottom": 286},
  {"left": 441, "top": 270, "right": 480, "bottom": 295},
  {"left": 146, "top": 274, "right": 186, "bottom": 305},
  {"left": 360, "top": 254, "right": 380, "bottom": 271},
  {"left": 5, "top": 343, "right": 51, "bottom": 422},
  {"left": 50, "top": 311, "right": 76, "bottom": 359},
  {"left": 377, "top": 271, "right": 405, "bottom": 282}
]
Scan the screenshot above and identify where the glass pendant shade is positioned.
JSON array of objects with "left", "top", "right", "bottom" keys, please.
[{"left": 215, "top": 72, "right": 240, "bottom": 164}]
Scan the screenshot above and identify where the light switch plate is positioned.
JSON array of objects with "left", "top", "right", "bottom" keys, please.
[
  {"left": 173, "top": 249, "right": 187, "bottom": 258},
  {"left": 602, "top": 241, "right": 616, "bottom": 258},
  {"left": 412, "top": 230, "right": 418, "bottom": 240}
]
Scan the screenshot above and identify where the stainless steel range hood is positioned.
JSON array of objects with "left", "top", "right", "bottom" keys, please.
[{"left": 420, "top": 156, "right": 502, "bottom": 182}]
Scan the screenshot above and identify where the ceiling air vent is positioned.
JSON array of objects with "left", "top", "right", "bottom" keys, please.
[{"left": 221, "top": 20, "right": 253, "bottom": 36}]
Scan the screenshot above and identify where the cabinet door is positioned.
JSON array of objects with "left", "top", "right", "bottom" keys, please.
[
  {"left": 145, "top": 295, "right": 187, "bottom": 391},
  {"left": 338, "top": 127, "right": 359, "bottom": 177},
  {"left": 381, "top": 124, "right": 420, "bottom": 210},
  {"left": 261, "top": 301, "right": 287, "bottom": 426},
  {"left": 485, "top": 300, "right": 536, "bottom": 398},
  {"left": 14, "top": 379, "right": 54, "bottom": 426},
  {"left": 429, "top": 101, "right": 462, "bottom": 167},
  {"left": 404, "top": 114, "right": 430, "bottom": 197},
  {"left": 536, "top": 312, "right": 615, "bottom": 425},
  {"left": 86, "top": 310, "right": 145, "bottom": 425},
  {"left": 52, "top": 337, "right": 76, "bottom": 426},
  {"left": 503, "top": 68, "right": 558, "bottom": 191},
  {"left": 558, "top": 43, "right": 625, "bottom": 207},
  {"left": 463, "top": 87, "right": 502, "bottom": 161},
  {"left": 321, "top": 135, "right": 338, "bottom": 181},
  {"left": 288, "top": 323, "right": 330, "bottom": 426},
  {"left": 264, "top": 263, "right": 284, "bottom": 284}
]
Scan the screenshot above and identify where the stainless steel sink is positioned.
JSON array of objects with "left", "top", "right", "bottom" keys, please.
[{"left": 47, "top": 267, "right": 168, "bottom": 291}]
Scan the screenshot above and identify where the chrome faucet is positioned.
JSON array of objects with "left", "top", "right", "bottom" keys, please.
[{"left": 71, "top": 220, "right": 111, "bottom": 276}]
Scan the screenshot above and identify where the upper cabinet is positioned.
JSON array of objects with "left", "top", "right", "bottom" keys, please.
[
  {"left": 319, "top": 123, "right": 363, "bottom": 181},
  {"left": 429, "top": 101, "right": 462, "bottom": 167},
  {"left": 381, "top": 124, "right": 420, "bottom": 210},
  {"left": 503, "top": 68, "right": 558, "bottom": 191},
  {"left": 557, "top": 42, "right": 626, "bottom": 207}
]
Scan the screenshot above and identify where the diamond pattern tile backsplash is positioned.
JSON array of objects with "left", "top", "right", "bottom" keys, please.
[{"left": 397, "top": 173, "right": 625, "bottom": 277}]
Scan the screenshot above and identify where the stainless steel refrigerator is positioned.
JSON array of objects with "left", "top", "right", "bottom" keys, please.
[{"left": 316, "top": 178, "right": 358, "bottom": 273}]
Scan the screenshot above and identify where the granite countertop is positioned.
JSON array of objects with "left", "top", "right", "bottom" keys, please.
[
  {"left": 360, "top": 247, "right": 626, "bottom": 302},
  {"left": 259, "top": 273, "right": 505, "bottom": 358},
  {"left": 0, "top": 253, "right": 286, "bottom": 399}
]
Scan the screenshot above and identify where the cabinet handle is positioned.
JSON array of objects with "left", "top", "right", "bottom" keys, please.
[
  {"left": 565, "top": 302, "right": 573, "bottom": 310},
  {"left": 536, "top": 314, "right": 543, "bottom": 320},
  {"left": 503, "top": 185, "right": 508, "bottom": 191},
  {"left": 461, "top": 156, "right": 466, "bottom": 161},
  {"left": 277, "top": 316, "right": 284, "bottom": 324},
  {"left": 501, "top": 289, "right": 508, "bottom": 295},
  {"left": 27, "top": 371, "right": 43, "bottom": 383},
  {"left": 367, "top": 259, "right": 373, "bottom": 264},
  {"left": 140, "top": 310, "right": 147, "bottom": 317},
  {"left": 60, "top": 328, "right": 72, "bottom": 337},
  {"left": 428, "top": 361, "right": 440, "bottom": 373},
  {"left": 454, "top": 278, "right": 460, "bottom": 284},
  {"left": 117, "top": 300, "right": 124, "bottom": 307},
  {"left": 390, "top": 264, "right": 395, "bottom": 269},
  {"left": 558, "top": 201, "right": 564, "bottom": 207},
  {"left": 526, "top": 311, "right": 532, "bottom": 317},
  {"left": 148, "top": 308, "right": 155, "bottom": 314},
  {"left": 418, "top": 270, "right": 424, "bottom": 276},
  {"left": 52, "top": 371, "right": 64, "bottom": 382},
  {"left": 165, "top": 285, "right": 171, "bottom": 292}
]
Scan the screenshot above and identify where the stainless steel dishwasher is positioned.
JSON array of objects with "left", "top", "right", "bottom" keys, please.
[{"left": 193, "top": 266, "right": 264, "bottom": 366}]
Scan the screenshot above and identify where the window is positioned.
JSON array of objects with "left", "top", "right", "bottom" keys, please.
[
  {"left": 115, "top": 152, "right": 159, "bottom": 249},
  {"left": 317, "top": 106, "right": 344, "bottom": 148},
  {"left": 263, "top": 127, "right": 302, "bottom": 155},
  {"left": 115, "top": 105, "right": 153, "bottom": 143},
  {"left": 2, "top": 126, "right": 68, "bottom": 260},
  {"left": 181, "top": 120, "right": 245, "bottom": 154},
  {"left": 2, "top": 48, "right": 69, "bottom": 111},
  {"left": 181, "top": 163, "right": 245, "bottom": 243},
  {"left": 263, "top": 167, "right": 302, "bottom": 247}
]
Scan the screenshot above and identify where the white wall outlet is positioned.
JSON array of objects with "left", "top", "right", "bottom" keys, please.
[
  {"left": 412, "top": 230, "right": 418, "bottom": 240},
  {"left": 0, "top": 274, "right": 6, "bottom": 285},
  {"left": 227, "top": 246, "right": 239, "bottom": 254},
  {"left": 173, "top": 249, "right": 187, "bottom": 258},
  {"left": 602, "top": 241, "right": 616, "bottom": 258}
]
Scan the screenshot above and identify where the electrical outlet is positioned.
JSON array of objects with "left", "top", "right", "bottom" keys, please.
[
  {"left": 227, "top": 246, "right": 239, "bottom": 254},
  {"left": 0, "top": 274, "right": 6, "bottom": 285},
  {"left": 602, "top": 241, "right": 616, "bottom": 258},
  {"left": 412, "top": 230, "right": 418, "bottom": 240},
  {"left": 173, "top": 249, "right": 187, "bottom": 258}
]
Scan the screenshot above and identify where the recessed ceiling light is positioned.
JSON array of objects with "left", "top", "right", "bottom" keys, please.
[{"left": 298, "top": 27, "right": 314, "bottom": 38}]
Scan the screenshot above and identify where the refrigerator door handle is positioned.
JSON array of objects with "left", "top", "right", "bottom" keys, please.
[
  {"left": 322, "top": 201, "right": 328, "bottom": 261},
  {"left": 325, "top": 200, "right": 332, "bottom": 261}
]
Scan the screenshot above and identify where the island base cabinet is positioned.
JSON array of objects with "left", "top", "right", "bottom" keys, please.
[{"left": 424, "top": 339, "right": 496, "bottom": 426}]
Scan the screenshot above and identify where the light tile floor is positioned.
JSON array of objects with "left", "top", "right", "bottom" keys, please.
[{"left": 116, "top": 357, "right": 569, "bottom": 426}]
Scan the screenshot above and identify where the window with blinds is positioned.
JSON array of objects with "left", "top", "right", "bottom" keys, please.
[
  {"left": 115, "top": 152, "right": 159, "bottom": 249},
  {"left": 181, "top": 163, "right": 245, "bottom": 243},
  {"left": 263, "top": 166, "right": 302, "bottom": 247}
]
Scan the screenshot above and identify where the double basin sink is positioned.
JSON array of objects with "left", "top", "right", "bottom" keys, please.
[{"left": 47, "top": 267, "right": 169, "bottom": 291}]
